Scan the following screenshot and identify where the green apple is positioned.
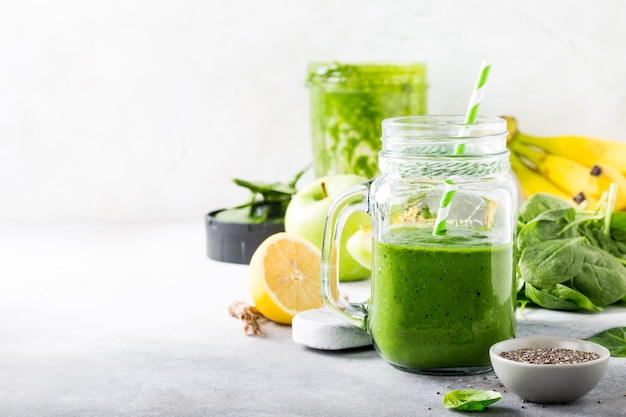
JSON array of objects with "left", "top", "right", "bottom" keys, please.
[
  {"left": 284, "top": 174, "right": 371, "bottom": 282},
  {"left": 346, "top": 226, "right": 372, "bottom": 270}
]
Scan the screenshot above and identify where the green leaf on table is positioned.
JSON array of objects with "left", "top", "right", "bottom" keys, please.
[
  {"left": 587, "top": 327, "right": 626, "bottom": 357},
  {"left": 443, "top": 389, "right": 502, "bottom": 412}
]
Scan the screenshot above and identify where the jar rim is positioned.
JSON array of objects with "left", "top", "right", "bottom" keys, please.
[
  {"left": 380, "top": 115, "right": 509, "bottom": 167},
  {"left": 306, "top": 62, "right": 427, "bottom": 87},
  {"left": 382, "top": 115, "right": 507, "bottom": 138}
]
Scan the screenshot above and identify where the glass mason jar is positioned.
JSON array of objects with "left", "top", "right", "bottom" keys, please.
[
  {"left": 306, "top": 62, "right": 427, "bottom": 179},
  {"left": 321, "top": 116, "right": 517, "bottom": 375}
]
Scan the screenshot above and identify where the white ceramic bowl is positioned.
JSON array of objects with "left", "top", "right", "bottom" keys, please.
[{"left": 489, "top": 336, "right": 610, "bottom": 404}]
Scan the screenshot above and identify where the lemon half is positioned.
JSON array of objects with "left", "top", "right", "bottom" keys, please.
[{"left": 249, "top": 233, "right": 323, "bottom": 324}]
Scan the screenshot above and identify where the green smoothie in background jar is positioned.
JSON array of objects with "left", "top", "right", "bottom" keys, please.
[
  {"left": 306, "top": 63, "right": 427, "bottom": 178},
  {"left": 371, "top": 226, "right": 515, "bottom": 371}
]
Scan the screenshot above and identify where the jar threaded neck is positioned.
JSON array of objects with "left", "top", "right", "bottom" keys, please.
[{"left": 379, "top": 115, "right": 509, "bottom": 179}]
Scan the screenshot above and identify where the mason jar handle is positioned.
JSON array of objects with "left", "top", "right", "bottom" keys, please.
[{"left": 320, "top": 181, "right": 371, "bottom": 330}]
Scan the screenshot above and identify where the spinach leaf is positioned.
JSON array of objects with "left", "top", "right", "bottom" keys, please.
[
  {"left": 535, "top": 207, "right": 578, "bottom": 223},
  {"left": 517, "top": 221, "right": 562, "bottom": 252},
  {"left": 218, "top": 167, "right": 308, "bottom": 223},
  {"left": 608, "top": 224, "right": 626, "bottom": 261},
  {"left": 525, "top": 282, "right": 601, "bottom": 311},
  {"left": 443, "top": 390, "right": 502, "bottom": 412},
  {"left": 579, "top": 223, "right": 626, "bottom": 261},
  {"left": 519, "top": 237, "right": 585, "bottom": 288},
  {"left": 612, "top": 228, "right": 626, "bottom": 245},
  {"left": 587, "top": 327, "right": 626, "bottom": 357},
  {"left": 516, "top": 186, "right": 626, "bottom": 311},
  {"left": 610, "top": 212, "right": 626, "bottom": 232},
  {"left": 570, "top": 244, "right": 626, "bottom": 306},
  {"left": 516, "top": 208, "right": 577, "bottom": 252},
  {"left": 518, "top": 193, "right": 573, "bottom": 223}
]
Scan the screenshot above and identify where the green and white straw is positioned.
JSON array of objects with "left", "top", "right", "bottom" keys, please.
[
  {"left": 464, "top": 62, "right": 491, "bottom": 121},
  {"left": 433, "top": 60, "right": 492, "bottom": 235}
]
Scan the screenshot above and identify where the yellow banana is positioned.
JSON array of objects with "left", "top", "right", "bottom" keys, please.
[
  {"left": 509, "top": 140, "right": 594, "bottom": 198},
  {"left": 509, "top": 152, "right": 572, "bottom": 201},
  {"left": 586, "top": 163, "right": 626, "bottom": 210},
  {"left": 504, "top": 116, "right": 626, "bottom": 176}
]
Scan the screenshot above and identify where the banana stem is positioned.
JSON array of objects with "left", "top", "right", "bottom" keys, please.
[{"left": 502, "top": 115, "right": 518, "bottom": 144}]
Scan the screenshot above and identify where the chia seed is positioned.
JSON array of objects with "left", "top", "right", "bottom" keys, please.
[{"left": 500, "top": 347, "right": 600, "bottom": 364}]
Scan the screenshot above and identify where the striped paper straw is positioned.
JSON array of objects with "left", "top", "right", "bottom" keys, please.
[
  {"left": 464, "top": 61, "right": 491, "bottom": 124},
  {"left": 432, "top": 180, "right": 458, "bottom": 234},
  {"left": 433, "top": 60, "right": 491, "bottom": 235}
]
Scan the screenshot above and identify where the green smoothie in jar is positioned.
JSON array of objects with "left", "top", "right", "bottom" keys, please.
[
  {"left": 320, "top": 116, "right": 516, "bottom": 376},
  {"left": 306, "top": 63, "right": 427, "bottom": 179},
  {"left": 370, "top": 226, "right": 515, "bottom": 373}
]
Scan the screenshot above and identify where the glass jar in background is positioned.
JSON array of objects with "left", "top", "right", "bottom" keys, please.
[
  {"left": 306, "top": 63, "right": 427, "bottom": 179},
  {"left": 321, "top": 116, "right": 517, "bottom": 375}
]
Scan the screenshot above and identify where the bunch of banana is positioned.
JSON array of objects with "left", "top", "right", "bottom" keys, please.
[{"left": 505, "top": 116, "right": 626, "bottom": 211}]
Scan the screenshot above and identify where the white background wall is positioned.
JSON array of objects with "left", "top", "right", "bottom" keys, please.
[{"left": 1, "top": 0, "right": 625, "bottom": 222}]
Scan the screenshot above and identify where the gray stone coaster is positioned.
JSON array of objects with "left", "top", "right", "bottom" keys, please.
[{"left": 292, "top": 307, "right": 373, "bottom": 350}]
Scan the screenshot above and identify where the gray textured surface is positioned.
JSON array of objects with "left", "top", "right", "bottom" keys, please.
[{"left": 1, "top": 223, "right": 625, "bottom": 416}]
